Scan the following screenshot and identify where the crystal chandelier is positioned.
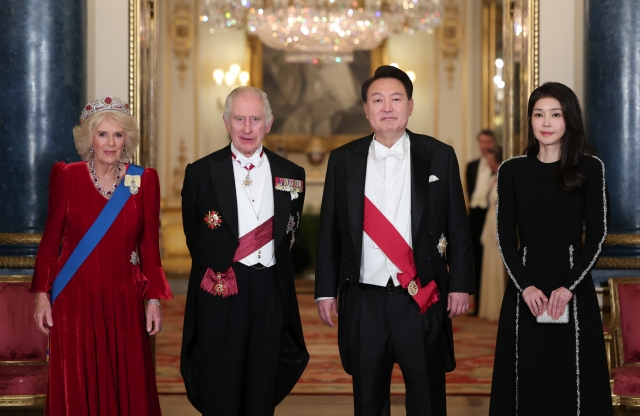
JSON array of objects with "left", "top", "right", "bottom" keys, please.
[{"left": 199, "top": 0, "right": 443, "bottom": 62}]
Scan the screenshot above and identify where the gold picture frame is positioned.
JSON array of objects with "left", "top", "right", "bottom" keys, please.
[
  {"left": 502, "top": 0, "right": 539, "bottom": 158},
  {"left": 247, "top": 36, "right": 386, "bottom": 155}
]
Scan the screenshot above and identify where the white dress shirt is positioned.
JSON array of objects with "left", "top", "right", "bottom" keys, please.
[
  {"left": 360, "top": 132, "right": 413, "bottom": 286},
  {"left": 470, "top": 156, "right": 492, "bottom": 209},
  {"left": 231, "top": 143, "right": 276, "bottom": 267}
]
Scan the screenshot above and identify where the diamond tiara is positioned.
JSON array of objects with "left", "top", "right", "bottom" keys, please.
[{"left": 80, "top": 96, "right": 131, "bottom": 124}]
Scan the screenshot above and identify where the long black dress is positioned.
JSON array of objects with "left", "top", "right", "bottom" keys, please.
[{"left": 489, "top": 155, "right": 613, "bottom": 416}]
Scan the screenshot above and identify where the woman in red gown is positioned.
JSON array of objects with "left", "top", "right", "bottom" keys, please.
[{"left": 31, "top": 96, "right": 173, "bottom": 415}]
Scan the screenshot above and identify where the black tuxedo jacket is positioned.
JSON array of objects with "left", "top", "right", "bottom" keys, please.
[
  {"left": 315, "top": 130, "right": 475, "bottom": 370},
  {"left": 466, "top": 158, "right": 480, "bottom": 200},
  {"left": 180, "top": 145, "right": 309, "bottom": 410}
]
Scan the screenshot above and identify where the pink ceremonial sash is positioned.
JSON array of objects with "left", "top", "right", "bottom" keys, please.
[
  {"left": 200, "top": 216, "right": 274, "bottom": 297},
  {"left": 363, "top": 197, "right": 440, "bottom": 314}
]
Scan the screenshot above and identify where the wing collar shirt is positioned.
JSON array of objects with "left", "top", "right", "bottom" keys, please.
[
  {"left": 470, "top": 156, "right": 491, "bottom": 209},
  {"left": 230, "top": 143, "right": 276, "bottom": 267},
  {"left": 361, "top": 132, "right": 412, "bottom": 287}
]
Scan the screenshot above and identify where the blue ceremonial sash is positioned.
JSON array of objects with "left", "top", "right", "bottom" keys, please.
[{"left": 51, "top": 164, "right": 144, "bottom": 303}]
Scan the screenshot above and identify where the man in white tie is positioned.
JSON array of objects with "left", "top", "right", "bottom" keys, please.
[
  {"left": 315, "top": 66, "right": 475, "bottom": 416},
  {"left": 181, "top": 86, "right": 308, "bottom": 415}
]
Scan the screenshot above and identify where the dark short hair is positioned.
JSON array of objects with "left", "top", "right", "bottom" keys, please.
[
  {"left": 361, "top": 66, "right": 413, "bottom": 102},
  {"left": 487, "top": 145, "right": 503, "bottom": 164},
  {"left": 477, "top": 129, "right": 496, "bottom": 141}
]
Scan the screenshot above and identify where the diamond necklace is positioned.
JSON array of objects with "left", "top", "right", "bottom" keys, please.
[{"left": 89, "top": 159, "right": 122, "bottom": 199}]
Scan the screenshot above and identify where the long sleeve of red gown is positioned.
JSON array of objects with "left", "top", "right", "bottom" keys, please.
[
  {"left": 31, "top": 162, "right": 70, "bottom": 293},
  {"left": 138, "top": 168, "right": 172, "bottom": 300}
]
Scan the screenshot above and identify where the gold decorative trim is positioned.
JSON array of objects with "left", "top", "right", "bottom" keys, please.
[
  {"left": 0, "top": 234, "right": 42, "bottom": 245},
  {"left": 263, "top": 135, "right": 360, "bottom": 155},
  {"left": 0, "top": 394, "right": 46, "bottom": 407},
  {"left": 440, "top": 0, "right": 462, "bottom": 90},
  {"left": 606, "top": 234, "right": 640, "bottom": 246},
  {"left": 369, "top": 39, "right": 388, "bottom": 74},
  {"left": 171, "top": 1, "right": 194, "bottom": 88},
  {"left": 532, "top": 0, "right": 539, "bottom": 89},
  {"left": 618, "top": 395, "right": 640, "bottom": 407},
  {"left": 0, "top": 275, "right": 32, "bottom": 283},
  {"left": 171, "top": 138, "right": 188, "bottom": 199},
  {"left": 0, "top": 257, "right": 35, "bottom": 269},
  {"left": 130, "top": 0, "right": 158, "bottom": 168},
  {"left": 0, "top": 361, "right": 47, "bottom": 367},
  {"left": 596, "top": 257, "right": 640, "bottom": 269},
  {"left": 129, "top": 0, "right": 140, "bottom": 165},
  {"left": 503, "top": 0, "right": 539, "bottom": 158},
  {"left": 460, "top": 0, "right": 468, "bottom": 170}
]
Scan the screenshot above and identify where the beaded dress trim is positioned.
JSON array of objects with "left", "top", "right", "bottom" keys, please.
[
  {"left": 567, "top": 155, "right": 607, "bottom": 291},
  {"left": 495, "top": 155, "right": 528, "bottom": 293}
]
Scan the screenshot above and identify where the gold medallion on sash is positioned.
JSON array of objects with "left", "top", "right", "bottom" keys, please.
[{"left": 408, "top": 280, "right": 419, "bottom": 296}]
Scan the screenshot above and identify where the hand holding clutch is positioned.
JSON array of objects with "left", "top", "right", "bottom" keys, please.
[
  {"left": 522, "top": 286, "right": 548, "bottom": 317},
  {"left": 536, "top": 304, "right": 570, "bottom": 324}
]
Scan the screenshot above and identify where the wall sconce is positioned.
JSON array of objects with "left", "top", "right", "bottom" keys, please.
[
  {"left": 389, "top": 63, "right": 417, "bottom": 83},
  {"left": 213, "top": 64, "right": 251, "bottom": 110},
  {"left": 213, "top": 64, "right": 250, "bottom": 87}
]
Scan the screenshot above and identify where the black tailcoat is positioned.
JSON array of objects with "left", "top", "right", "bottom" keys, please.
[
  {"left": 180, "top": 145, "right": 309, "bottom": 411},
  {"left": 315, "top": 130, "right": 475, "bottom": 373}
]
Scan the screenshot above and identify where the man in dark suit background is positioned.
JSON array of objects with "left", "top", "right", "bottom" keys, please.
[
  {"left": 180, "top": 86, "right": 308, "bottom": 415},
  {"left": 315, "top": 66, "right": 475, "bottom": 416},
  {"left": 465, "top": 130, "right": 496, "bottom": 315}
]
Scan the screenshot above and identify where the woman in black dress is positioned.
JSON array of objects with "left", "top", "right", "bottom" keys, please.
[{"left": 489, "top": 82, "right": 613, "bottom": 416}]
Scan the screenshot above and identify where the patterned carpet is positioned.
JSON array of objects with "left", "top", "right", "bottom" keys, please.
[{"left": 156, "top": 288, "right": 497, "bottom": 395}]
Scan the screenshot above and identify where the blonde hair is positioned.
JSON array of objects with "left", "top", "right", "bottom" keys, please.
[
  {"left": 223, "top": 86, "right": 274, "bottom": 125},
  {"left": 73, "top": 111, "right": 140, "bottom": 162}
]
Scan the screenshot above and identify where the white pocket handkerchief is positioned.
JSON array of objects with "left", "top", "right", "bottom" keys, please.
[{"left": 429, "top": 175, "right": 439, "bottom": 183}]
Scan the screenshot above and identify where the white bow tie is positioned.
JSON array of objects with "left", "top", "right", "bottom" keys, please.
[
  {"left": 234, "top": 152, "right": 262, "bottom": 169},
  {"left": 375, "top": 147, "right": 405, "bottom": 161}
]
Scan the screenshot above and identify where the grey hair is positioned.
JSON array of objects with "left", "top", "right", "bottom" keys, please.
[
  {"left": 73, "top": 110, "right": 140, "bottom": 162},
  {"left": 223, "top": 86, "right": 274, "bottom": 124}
]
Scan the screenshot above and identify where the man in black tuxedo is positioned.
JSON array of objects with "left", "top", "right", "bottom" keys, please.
[
  {"left": 180, "top": 86, "right": 308, "bottom": 415},
  {"left": 315, "top": 66, "right": 474, "bottom": 416},
  {"left": 465, "top": 130, "right": 496, "bottom": 315}
]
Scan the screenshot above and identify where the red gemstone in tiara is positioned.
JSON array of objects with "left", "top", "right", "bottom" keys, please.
[{"left": 80, "top": 96, "right": 131, "bottom": 124}]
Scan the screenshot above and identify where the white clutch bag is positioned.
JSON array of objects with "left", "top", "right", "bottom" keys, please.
[{"left": 536, "top": 304, "right": 569, "bottom": 324}]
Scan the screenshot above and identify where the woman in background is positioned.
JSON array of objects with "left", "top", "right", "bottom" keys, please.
[
  {"left": 32, "top": 96, "right": 173, "bottom": 415},
  {"left": 478, "top": 145, "right": 505, "bottom": 321},
  {"left": 489, "top": 83, "right": 612, "bottom": 415}
]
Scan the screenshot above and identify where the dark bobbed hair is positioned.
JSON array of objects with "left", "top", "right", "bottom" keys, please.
[
  {"left": 524, "top": 82, "right": 595, "bottom": 192},
  {"left": 477, "top": 129, "right": 497, "bottom": 141},
  {"left": 488, "top": 144, "right": 503, "bottom": 164},
  {"left": 361, "top": 66, "right": 413, "bottom": 102}
]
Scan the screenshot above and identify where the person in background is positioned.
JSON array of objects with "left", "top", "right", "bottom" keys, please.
[
  {"left": 478, "top": 145, "right": 505, "bottom": 321},
  {"left": 32, "top": 96, "right": 173, "bottom": 415},
  {"left": 466, "top": 129, "right": 497, "bottom": 315},
  {"left": 490, "top": 82, "right": 612, "bottom": 415}
]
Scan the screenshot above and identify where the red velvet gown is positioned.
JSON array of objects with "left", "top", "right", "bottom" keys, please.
[{"left": 31, "top": 161, "right": 173, "bottom": 416}]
